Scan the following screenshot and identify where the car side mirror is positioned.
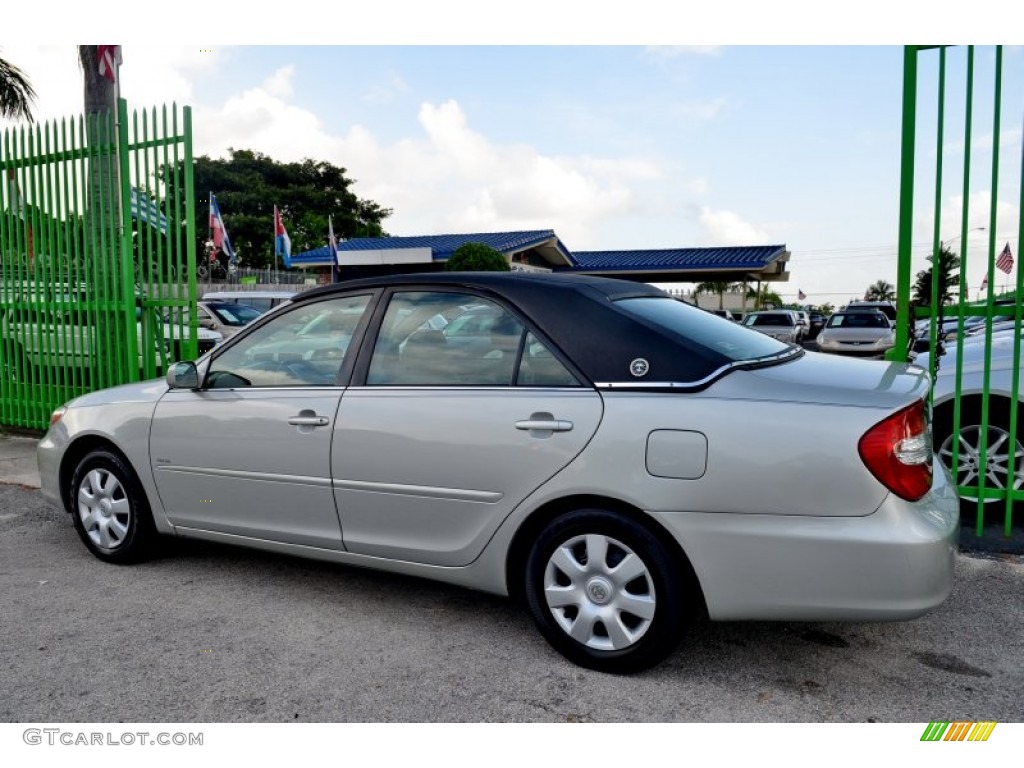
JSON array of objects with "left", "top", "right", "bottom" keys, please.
[{"left": 167, "top": 361, "right": 200, "bottom": 389}]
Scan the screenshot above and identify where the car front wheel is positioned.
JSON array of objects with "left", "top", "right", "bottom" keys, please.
[
  {"left": 69, "top": 449, "right": 157, "bottom": 564},
  {"left": 524, "top": 509, "right": 691, "bottom": 673}
]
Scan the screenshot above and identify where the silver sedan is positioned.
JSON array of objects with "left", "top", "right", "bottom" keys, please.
[
  {"left": 817, "top": 310, "right": 895, "bottom": 357},
  {"left": 38, "top": 273, "right": 958, "bottom": 673}
]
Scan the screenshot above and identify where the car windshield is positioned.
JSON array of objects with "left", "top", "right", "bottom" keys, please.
[
  {"left": 615, "top": 298, "right": 794, "bottom": 364},
  {"left": 207, "top": 303, "right": 263, "bottom": 326},
  {"left": 827, "top": 313, "right": 890, "bottom": 329}
]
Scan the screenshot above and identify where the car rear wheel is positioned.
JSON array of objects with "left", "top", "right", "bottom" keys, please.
[
  {"left": 935, "top": 399, "right": 1024, "bottom": 513},
  {"left": 69, "top": 449, "right": 157, "bottom": 564},
  {"left": 524, "top": 508, "right": 689, "bottom": 673}
]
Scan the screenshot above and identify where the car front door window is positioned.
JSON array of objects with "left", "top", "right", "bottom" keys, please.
[{"left": 207, "top": 295, "right": 371, "bottom": 388}]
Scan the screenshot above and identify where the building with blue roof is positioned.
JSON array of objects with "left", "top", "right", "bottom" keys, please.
[{"left": 288, "top": 229, "right": 790, "bottom": 286}]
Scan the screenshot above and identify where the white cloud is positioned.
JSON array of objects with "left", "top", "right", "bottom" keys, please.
[
  {"left": 262, "top": 65, "right": 295, "bottom": 99},
  {"left": 698, "top": 207, "right": 773, "bottom": 245}
]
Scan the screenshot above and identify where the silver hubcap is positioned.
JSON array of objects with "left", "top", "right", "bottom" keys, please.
[
  {"left": 543, "top": 533, "right": 656, "bottom": 651},
  {"left": 77, "top": 468, "right": 131, "bottom": 550},
  {"left": 939, "top": 424, "right": 1024, "bottom": 501}
]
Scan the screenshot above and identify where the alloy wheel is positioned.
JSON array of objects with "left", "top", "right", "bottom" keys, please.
[{"left": 938, "top": 423, "right": 1024, "bottom": 501}]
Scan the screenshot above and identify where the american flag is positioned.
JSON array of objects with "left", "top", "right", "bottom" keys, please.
[{"left": 996, "top": 242, "right": 1014, "bottom": 274}]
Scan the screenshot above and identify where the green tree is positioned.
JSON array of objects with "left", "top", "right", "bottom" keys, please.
[
  {"left": 179, "top": 150, "right": 392, "bottom": 269},
  {"left": 0, "top": 54, "right": 35, "bottom": 121},
  {"left": 865, "top": 279, "right": 896, "bottom": 301},
  {"left": 746, "top": 285, "right": 783, "bottom": 310},
  {"left": 694, "top": 281, "right": 741, "bottom": 310},
  {"left": 913, "top": 246, "right": 960, "bottom": 307},
  {"left": 444, "top": 242, "right": 510, "bottom": 272}
]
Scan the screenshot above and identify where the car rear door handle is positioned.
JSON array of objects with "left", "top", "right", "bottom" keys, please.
[{"left": 515, "top": 419, "right": 573, "bottom": 432}]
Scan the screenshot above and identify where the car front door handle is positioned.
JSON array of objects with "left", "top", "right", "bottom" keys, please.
[
  {"left": 515, "top": 419, "right": 573, "bottom": 432},
  {"left": 288, "top": 413, "right": 330, "bottom": 427}
]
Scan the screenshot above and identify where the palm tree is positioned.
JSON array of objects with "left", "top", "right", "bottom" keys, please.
[
  {"left": 0, "top": 54, "right": 35, "bottom": 121},
  {"left": 746, "top": 285, "right": 783, "bottom": 310},
  {"left": 694, "top": 281, "right": 741, "bottom": 310},
  {"left": 865, "top": 279, "right": 896, "bottom": 301}
]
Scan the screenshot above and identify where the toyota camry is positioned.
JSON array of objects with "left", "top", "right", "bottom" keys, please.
[{"left": 38, "top": 273, "right": 959, "bottom": 673}]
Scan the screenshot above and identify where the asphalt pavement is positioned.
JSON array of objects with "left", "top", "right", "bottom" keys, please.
[{"left": 1, "top": 434, "right": 1023, "bottom": 722}]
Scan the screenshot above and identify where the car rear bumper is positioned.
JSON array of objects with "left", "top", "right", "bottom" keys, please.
[{"left": 649, "top": 456, "right": 959, "bottom": 621}]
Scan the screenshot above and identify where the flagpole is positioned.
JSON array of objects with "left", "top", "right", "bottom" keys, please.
[{"left": 273, "top": 206, "right": 279, "bottom": 275}]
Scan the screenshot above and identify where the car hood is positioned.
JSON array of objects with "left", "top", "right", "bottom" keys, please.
[
  {"left": 711, "top": 350, "right": 930, "bottom": 409},
  {"left": 67, "top": 379, "right": 169, "bottom": 408}
]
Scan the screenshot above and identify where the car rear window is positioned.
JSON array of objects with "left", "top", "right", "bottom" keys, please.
[
  {"left": 750, "top": 314, "right": 794, "bottom": 327},
  {"left": 615, "top": 298, "right": 794, "bottom": 364}
]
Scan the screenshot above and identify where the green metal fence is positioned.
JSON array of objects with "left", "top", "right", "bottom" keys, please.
[
  {"left": 893, "top": 46, "right": 1023, "bottom": 536},
  {"left": 0, "top": 99, "right": 196, "bottom": 430}
]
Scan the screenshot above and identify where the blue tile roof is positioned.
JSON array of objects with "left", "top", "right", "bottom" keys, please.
[
  {"left": 288, "top": 231, "right": 787, "bottom": 276},
  {"left": 565, "top": 245, "right": 787, "bottom": 272},
  {"left": 289, "top": 230, "right": 570, "bottom": 265}
]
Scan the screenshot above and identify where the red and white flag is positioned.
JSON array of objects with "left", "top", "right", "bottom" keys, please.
[
  {"left": 996, "top": 242, "right": 1014, "bottom": 274},
  {"left": 97, "top": 45, "right": 122, "bottom": 83}
]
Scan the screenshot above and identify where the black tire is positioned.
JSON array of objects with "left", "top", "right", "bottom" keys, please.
[
  {"left": 934, "top": 397, "right": 1024, "bottom": 517},
  {"left": 68, "top": 449, "right": 157, "bottom": 564},
  {"left": 523, "top": 508, "right": 691, "bottom": 673}
]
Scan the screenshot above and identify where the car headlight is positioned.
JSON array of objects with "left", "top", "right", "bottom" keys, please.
[{"left": 49, "top": 405, "right": 67, "bottom": 426}]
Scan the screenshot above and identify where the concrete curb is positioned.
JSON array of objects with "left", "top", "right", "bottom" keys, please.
[{"left": 0, "top": 435, "right": 41, "bottom": 489}]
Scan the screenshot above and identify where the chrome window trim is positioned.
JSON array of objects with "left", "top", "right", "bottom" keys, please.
[{"left": 595, "top": 348, "right": 801, "bottom": 391}]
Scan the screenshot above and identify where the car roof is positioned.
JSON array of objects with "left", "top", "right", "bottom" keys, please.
[
  {"left": 295, "top": 272, "right": 760, "bottom": 387},
  {"left": 202, "top": 290, "right": 299, "bottom": 299}
]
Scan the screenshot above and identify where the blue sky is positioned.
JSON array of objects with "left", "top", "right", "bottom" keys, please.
[{"left": 3, "top": 8, "right": 1021, "bottom": 305}]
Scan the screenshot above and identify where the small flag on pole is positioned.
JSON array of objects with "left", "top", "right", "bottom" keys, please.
[
  {"left": 209, "top": 194, "right": 236, "bottom": 262},
  {"left": 274, "top": 206, "right": 292, "bottom": 268},
  {"left": 996, "top": 242, "right": 1014, "bottom": 274},
  {"left": 981, "top": 274, "right": 988, "bottom": 290},
  {"left": 797, "top": 289, "right": 806, "bottom": 301},
  {"left": 328, "top": 215, "right": 339, "bottom": 261},
  {"left": 97, "top": 45, "right": 122, "bottom": 84}
]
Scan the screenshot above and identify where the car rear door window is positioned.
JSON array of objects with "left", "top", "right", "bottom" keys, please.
[{"left": 366, "top": 291, "right": 580, "bottom": 387}]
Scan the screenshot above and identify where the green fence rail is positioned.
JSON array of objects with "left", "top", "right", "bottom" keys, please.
[
  {"left": 893, "top": 46, "right": 1023, "bottom": 536},
  {"left": 0, "top": 100, "right": 196, "bottom": 430}
]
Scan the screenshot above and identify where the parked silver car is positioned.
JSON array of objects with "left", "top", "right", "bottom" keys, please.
[
  {"left": 817, "top": 310, "right": 895, "bottom": 357},
  {"left": 38, "top": 273, "right": 958, "bottom": 673},
  {"left": 741, "top": 310, "right": 801, "bottom": 343}
]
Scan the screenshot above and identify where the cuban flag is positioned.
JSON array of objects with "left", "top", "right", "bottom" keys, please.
[
  {"left": 209, "top": 194, "right": 236, "bottom": 263},
  {"left": 274, "top": 205, "right": 292, "bottom": 268}
]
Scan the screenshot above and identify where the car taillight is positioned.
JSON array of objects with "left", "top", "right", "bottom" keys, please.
[{"left": 858, "top": 399, "right": 933, "bottom": 501}]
